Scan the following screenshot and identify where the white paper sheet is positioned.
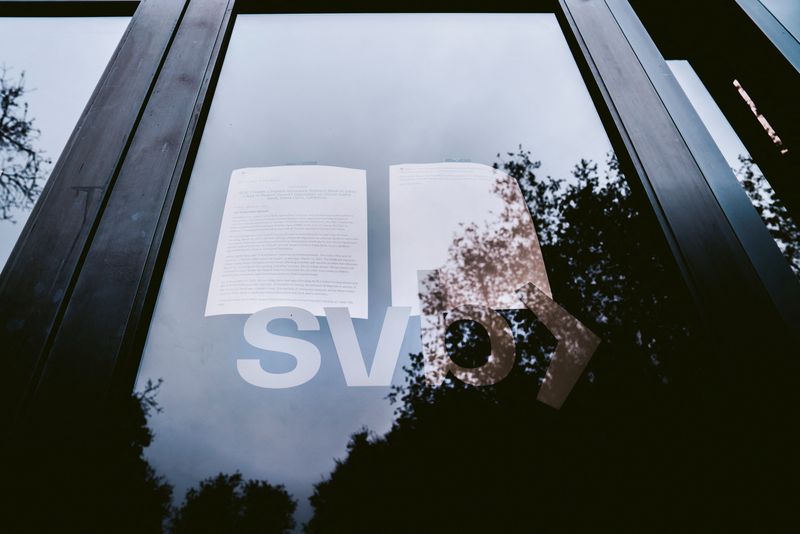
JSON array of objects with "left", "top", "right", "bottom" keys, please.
[
  {"left": 390, "top": 162, "right": 550, "bottom": 315},
  {"left": 205, "top": 166, "right": 368, "bottom": 318}
]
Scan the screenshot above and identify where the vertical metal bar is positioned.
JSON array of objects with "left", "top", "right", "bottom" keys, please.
[
  {"left": 606, "top": 0, "right": 800, "bottom": 339},
  {"left": 559, "top": 0, "right": 796, "bottom": 351},
  {"left": 0, "top": 0, "right": 188, "bottom": 427},
  {"left": 28, "top": 0, "right": 236, "bottom": 423}
]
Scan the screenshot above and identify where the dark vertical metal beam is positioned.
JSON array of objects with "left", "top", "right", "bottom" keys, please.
[
  {"left": 29, "top": 0, "right": 235, "bottom": 420},
  {"left": 605, "top": 0, "right": 800, "bottom": 343},
  {"left": 0, "top": 0, "right": 187, "bottom": 426},
  {"left": 559, "top": 0, "right": 797, "bottom": 349},
  {"left": 628, "top": 0, "right": 800, "bottom": 237}
]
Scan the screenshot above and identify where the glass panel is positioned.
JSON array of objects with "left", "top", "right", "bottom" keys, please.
[
  {"left": 761, "top": 0, "right": 800, "bottom": 42},
  {"left": 0, "top": 17, "right": 130, "bottom": 267},
  {"left": 668, "top": 59, "right": 799, "bottom": 277},
  {"left": 136, "top": 14, "right": 720, "bottom": 531}
]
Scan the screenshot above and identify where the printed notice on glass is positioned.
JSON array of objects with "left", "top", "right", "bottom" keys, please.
[
  {"left": 390, "top": 162, "right": 551, "bottom": 315},
  {"left": 205, "top": 166, "right": 368, "bottom": 318}
]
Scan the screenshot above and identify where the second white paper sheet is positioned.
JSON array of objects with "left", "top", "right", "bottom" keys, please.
[
  {"left": 205, "top": 165, "right": 368, "bottom": 318},
  {"left": 390, "top": 162, "right": 551, "bottom": 315}
]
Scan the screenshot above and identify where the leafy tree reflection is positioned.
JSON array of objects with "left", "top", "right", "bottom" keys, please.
[
  {"left": 734, "top": 155, "right": 800, "bottom": 277},
  {"left": 306, "top": 149, "right": 798, "bottom": 532},
  {"left": 4, "top": 380, "right": 297, "bottom": 534},
  {"left": 5, "top": 380, "right": 173, "bottom": 533},
  {"left": 171, "top": 472, "right": 296, "bottom": 534}
]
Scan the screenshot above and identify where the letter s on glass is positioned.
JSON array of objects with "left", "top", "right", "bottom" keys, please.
[{"left": 237, "top": 307, "right": 322, "bottom": 389}]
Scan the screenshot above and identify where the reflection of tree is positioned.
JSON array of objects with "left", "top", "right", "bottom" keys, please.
[
  {"left": 0, "top": 68, "right": 49, "bottom": 222},
  {"left": 5, "top": 148, "right": 796, "bottom": 531},
  {"left": 4, "top": 380, "right": 298, "bottom": 533},
  {"left": 171, "top": 472, "right": 296, "bottom": 534},
  {"left": 734, "top": 155, "right": 800, "bottom": 277},
  {"left": 433, "top": 167, "right": 549, "bottom": 308},
  {"left": 417, "top": 162, "right": 600, "bottom": 403},
  {"left": 5, "top": 380, "right": 173, "bottom": 533},
  {"left": 509, "top": 151, "right": 696, "bottom": 384},
  {"left": 306, "top": 148, "right": 797, "bottom": 531}
]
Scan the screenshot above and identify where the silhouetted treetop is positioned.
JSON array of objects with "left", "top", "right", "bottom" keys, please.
[
  {"left": 171, "top": 472, "right": 297, "bottom": 534},
  {"left": 0, "top": 67, "right": 49, "bottom": 222}
]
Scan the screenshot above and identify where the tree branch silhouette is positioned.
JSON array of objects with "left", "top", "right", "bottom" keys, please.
[{"left": 0, "top": 67, "right": 50, "bottom": 222}]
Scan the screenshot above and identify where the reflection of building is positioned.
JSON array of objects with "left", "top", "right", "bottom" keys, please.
[{"left": 1, "top": 1, "right": 798, "bottom": 530}]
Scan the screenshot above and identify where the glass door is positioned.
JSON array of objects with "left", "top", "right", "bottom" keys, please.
[{"left": 135, "top": 13, "right": 712, "bottom": 531}]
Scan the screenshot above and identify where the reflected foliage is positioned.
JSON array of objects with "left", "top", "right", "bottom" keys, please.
[
  {"left": 416, "top": 163, "right": 566, "bottom": 391},
  {"left": 4, "top": 381, "right": 297, "bottom": 534},
  {"left": 5, "top": 149, "right": 797, "bottom": 532},
  {"left": 4, "top": 380, "right": 173, "bottom": 533},
  {"left": 171, "top": 473, "right": 296, "bottom": 534},
  {"left": 0, "top": 68, "right": 49, "bottom": 222},
  {"left": 306, "top": 148, "right": 797, "bottom": 531},
  {"left": 734, "top": 155, "right": 800, "bottom": 277}
]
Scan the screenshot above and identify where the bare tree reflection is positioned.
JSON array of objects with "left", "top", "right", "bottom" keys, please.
[{"left": 0, "top": 68, "right": 49, "bottom": 222}]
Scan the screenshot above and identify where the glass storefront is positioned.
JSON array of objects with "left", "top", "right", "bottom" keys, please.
[
  {"left": 136, "top": 14, "right": 711, "bottom": 530},
  {"left": 1, "top": 4, "right": 796, "bottom": 532}
]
